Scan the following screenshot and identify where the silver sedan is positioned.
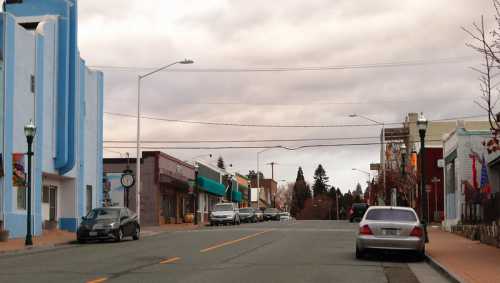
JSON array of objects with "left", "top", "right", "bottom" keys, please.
[{"left": 355, "top": 206, "right": 425, "bottom": 259}]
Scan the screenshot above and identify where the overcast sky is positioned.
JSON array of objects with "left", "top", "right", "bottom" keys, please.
[{"left": 78, "top": 0, "right": 495, "bottom": 192}]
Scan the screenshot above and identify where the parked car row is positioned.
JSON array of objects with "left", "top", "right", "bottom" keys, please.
[{"left": 209, "top": 203, "right": 292, "bottom": 226}]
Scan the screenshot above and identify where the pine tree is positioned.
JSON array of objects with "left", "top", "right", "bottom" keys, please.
[
  {"left": 217, "top": 156, "right": 225, "bottom": 169},
  {"left": 291, "top": 167, "right": 311, "bottom": 217},
  {"left": 312, "top": 164, "right": 329, "bottom": 197}
]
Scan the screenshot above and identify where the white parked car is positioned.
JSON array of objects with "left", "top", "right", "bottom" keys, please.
[
  {"left": 209, "top": 202, "right": 240, "bottom": 226},
  {"left": 279, "top": 212, "right": 291, "bottom": 221},
  {"left": 355, "top": 206, "right": 426, "bottom": 260}
]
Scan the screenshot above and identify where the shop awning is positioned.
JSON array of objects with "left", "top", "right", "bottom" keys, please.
[
  {"left": 232, "top": 190, "right": 242, "bottom": 202},
  {"left": 197, "top": 176, "right": 225, "bottom": 196}
]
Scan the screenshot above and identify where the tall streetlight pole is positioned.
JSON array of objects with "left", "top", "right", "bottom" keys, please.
[
  {"left": 24, "top": 120, "right": 36, "bottom": 246},
  {"left": 349, "top": 114, "right": 385, "bottom": 204},
  {"left": 136, "top": 59, "right": 194, "bottom": 224},
  {"left": 417, "top": 113, "right": 429, "bottom": 242}
]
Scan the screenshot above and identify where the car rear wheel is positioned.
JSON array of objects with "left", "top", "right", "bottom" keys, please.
[
  {"left": 132, "top": 226, "right": 140, "bottom": 240},
  {"left": 355, "top": 246, "right": 364, "bottom": 259}
]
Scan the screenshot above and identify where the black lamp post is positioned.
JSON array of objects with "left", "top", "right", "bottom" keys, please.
[
  {"left": 193, "top": 164, "right": 199, "bottom": 225},
  {"left": 417, "top": 113, "right": 429, "bottom": 242},
  {"left": 24, "top": 119, "right": 36, "bottom": 246}
]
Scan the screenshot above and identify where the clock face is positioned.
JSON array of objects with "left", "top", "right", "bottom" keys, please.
[{"left": 121, "top": 173, "right": 135, "bottom": 188}]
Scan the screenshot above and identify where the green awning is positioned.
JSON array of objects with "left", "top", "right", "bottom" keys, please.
[
  {"left": 232, "top": 190, "right": 242, "bottom": 202},
  {"left": 238, "top": 184, "right": 249, "bottom": 191},
  {"left": 197, "top": 176, "right": 225, "bottom": 196}
]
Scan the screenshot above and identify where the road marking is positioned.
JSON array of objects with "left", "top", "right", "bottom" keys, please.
[
  {"left": 86, "top": 277, "right": 108, "bottom": 283},
  {"left": 159, "top": 256, "right": 181, "bottom": 264},
  {"left": 200, "top": 229, "right": 273, "bottom": 253}
]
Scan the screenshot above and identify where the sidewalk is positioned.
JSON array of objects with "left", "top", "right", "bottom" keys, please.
[
  {"left": 0, "top": 223, "right": 200, "bottom": 255},
  {"left": 427, "top": 225, "right": 500, "bottom": 283},
  {"left": 0, "top": 229, "right": 75, "bottom": 254}
]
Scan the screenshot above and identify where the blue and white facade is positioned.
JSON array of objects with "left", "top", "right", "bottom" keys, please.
[{"left": 0, "top": 0, "right": 103, "bottom": 238}]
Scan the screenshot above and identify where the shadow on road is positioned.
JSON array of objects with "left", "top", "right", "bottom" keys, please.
[{"left": 358, "top": 250, "right": 424, "bottom": 263}]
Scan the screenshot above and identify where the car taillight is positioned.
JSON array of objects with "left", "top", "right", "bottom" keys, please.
[
  {"left": 359, "top": 225, "right": 373, "bottom": 235},
  {"left": 410, "top": 226, "right": 423, "bottom": 237}
]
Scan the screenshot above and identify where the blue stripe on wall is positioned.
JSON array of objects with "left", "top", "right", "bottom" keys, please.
[
  {"left": 77, "top": 57, "right": 85, "bottom": 218},
  {"left": 33, "top": 33, "right": 44, "bottom": 236},
  {"left": 96, "top": 71, "right": 104, "bottom": 207},
  {"left": 3, "top": 13, "right": 15, "bottom": 218}
]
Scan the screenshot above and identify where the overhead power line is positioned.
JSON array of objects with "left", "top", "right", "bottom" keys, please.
[
  {"left": 103, "top": 135, "right": 446, "bottom": 144},
  {"left": 90, "top": 56, "right": 475, "bottom": 73},
  {"left": 104, "top": 111, "right": 488, "bottom": 129},
  {"left": 104, "top": 140, "right": 444, "bottom": 151},
  {"left": 104, "top": 112, "right": 399, "bottom": 128}
]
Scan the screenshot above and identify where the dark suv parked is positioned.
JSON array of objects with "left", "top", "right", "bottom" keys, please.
[{"left": 349, "top": 203, "right": 369, "bottom": 222}]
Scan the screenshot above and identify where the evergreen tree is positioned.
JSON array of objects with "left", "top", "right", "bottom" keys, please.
[
  {"left": 312, "top": 164, "right": 329, "bottom": 197},
  {"left": 247, "top": 170, "right": 264, "bottom": 182},
  {"left": 217, "top": 156, "right": 225, "bottom": 169},
  {"left": 290, "top": 167, "right": 311, "bottom": 217},
  {"left": 353, "top": 183, "right": 363, "bottom": 198}
]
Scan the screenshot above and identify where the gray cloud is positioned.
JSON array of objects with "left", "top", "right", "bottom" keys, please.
[{"left": 80, "top": 0, "right": 495, "bottom": 191}]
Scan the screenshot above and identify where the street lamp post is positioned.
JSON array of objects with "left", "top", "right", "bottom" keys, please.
[
  {"left": 417, "top": 113, "right": 429, "bottom": 242},
  {"left": 193, "top": 163, "right": 199, "bottom": 225},
  {"left": 135, "top": 59, "right": 194, "bottom": 224},
  {"left": 349, "top": 114, "right": 385, "bottom": 204},
  {"left": 24, "top": 120, "right": 36, "bottom": 246}
]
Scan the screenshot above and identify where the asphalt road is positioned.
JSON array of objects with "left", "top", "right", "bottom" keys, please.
[{"left": 0, "top": 220, "right": 450, "bottom": 283}]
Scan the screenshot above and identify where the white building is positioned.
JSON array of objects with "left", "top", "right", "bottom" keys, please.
[
  {"left": 443, "top": 124, "right": 490, "bottom": 230},
  {"left": 0, "top": 0, "right": 103, "bottom": 238}
]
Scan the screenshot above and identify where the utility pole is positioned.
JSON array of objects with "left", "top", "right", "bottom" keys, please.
[{"left": 267, "top": 162, "right": 278, "bottom": 180}]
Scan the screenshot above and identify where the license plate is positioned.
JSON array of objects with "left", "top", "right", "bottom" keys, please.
[
  {"left": 89, "top": 231, "right": 98, "bottom": 236},
  {"left": 382, "top": 229, "right": 399, "bottom": 236}
]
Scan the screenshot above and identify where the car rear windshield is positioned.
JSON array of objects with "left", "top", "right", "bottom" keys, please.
[
  {"left": 87, "top": 208, "right": 120, "bottom": 220},
  {"left": 353, "top": 203, "right": 368, "bottom": 208},
  {"left": 365, "top": 209, "right": 417, "bottom": 222},
  {"left": 265, "top": 208, "right": 279, "bottom": 213},
  {"left": 239, "top": 208, "right": 252, "bottom": 213},
  {"left": 214, "top": 204, "right": 233, "bottom": 211}
]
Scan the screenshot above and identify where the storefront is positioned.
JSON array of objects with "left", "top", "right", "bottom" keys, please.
[{"left": 103, "top": 151, "right": 195, "bottom": 226}]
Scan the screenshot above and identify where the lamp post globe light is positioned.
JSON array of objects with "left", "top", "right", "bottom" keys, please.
[
  {"left": 24, "top": 119, "right": 36, "bottom": 246},
  {"left": 135, "top": 59, "right": 194, "bottom": 224}
]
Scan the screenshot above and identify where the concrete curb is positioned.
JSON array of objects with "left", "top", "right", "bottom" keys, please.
[{"left": 425, "top": 254, "right": 467, "bottom": 283}]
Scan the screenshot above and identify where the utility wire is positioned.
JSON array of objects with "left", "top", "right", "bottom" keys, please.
[
  {"left": 90, "top": 56, "right": 475, "bottom": 73},
  {"left": 104, "top": 140, "right": 444, "bottom": 151},
  {"left": 103, "top": 135, "right": 445, "bottom": 144},
  {"left": 104, "top": 111, "right": 400, "bottom": 128},
  {"left": 104, "top": 111, "right": 487, "bottom": 129}
]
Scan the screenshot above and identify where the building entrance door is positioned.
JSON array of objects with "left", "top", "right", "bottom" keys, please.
[
  {"left": 162, "top": 193, "right": 176, "bottom": 223},
  {"left": 49, "top": 186, "right": 57, "bottom": 221}
]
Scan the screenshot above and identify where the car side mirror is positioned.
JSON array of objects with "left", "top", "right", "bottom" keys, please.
[{"left": 81, "top": 216, "right": 86, "bottom": 221}]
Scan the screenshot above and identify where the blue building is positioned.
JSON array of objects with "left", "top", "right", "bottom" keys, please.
[{"left": 0, "top": 0, "right": 103, "bottom": 238}]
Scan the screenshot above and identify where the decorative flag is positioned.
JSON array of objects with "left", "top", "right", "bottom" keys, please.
[
  {"left": 480, "top": 155, "right": 492, "bottom": 194},
  {"left": 471, "top": 154, "right": 478, "bottom": 190}
]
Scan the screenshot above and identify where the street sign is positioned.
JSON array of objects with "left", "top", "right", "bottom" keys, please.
[
  {"left": 250, "top": 188, "right": 259, "bottom": 202},
  {"left": 370, "top": 163, "right": 380, "bottom": 171},
  {"left": 384, "top": 127, "right": 409, "bottom": 141},
  {"left": 425, "top": 184, "right": 432, "bottom": 193}
]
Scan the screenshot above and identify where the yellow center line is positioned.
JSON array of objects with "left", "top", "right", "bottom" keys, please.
[
  {"left": 159, "top": 256, "right": 181, "bottom": 264},
  {"left": 86, "top": 277, "right": 108, "bottom": 283},
  {"left": 200, "top": 229, "right": 274, "bottom": 253}
]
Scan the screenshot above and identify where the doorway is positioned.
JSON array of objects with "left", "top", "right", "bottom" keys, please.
[{"left": 48, "top": 186, "right": 57, "bottom": 221}]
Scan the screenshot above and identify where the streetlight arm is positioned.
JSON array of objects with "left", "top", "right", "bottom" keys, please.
[{"left": 139, "top": 61, "right": 183, "bottom": 80}]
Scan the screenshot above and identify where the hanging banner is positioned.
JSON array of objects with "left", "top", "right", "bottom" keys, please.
[{"left": 12, "top": 153, "right": 26, "bottom": 187}]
